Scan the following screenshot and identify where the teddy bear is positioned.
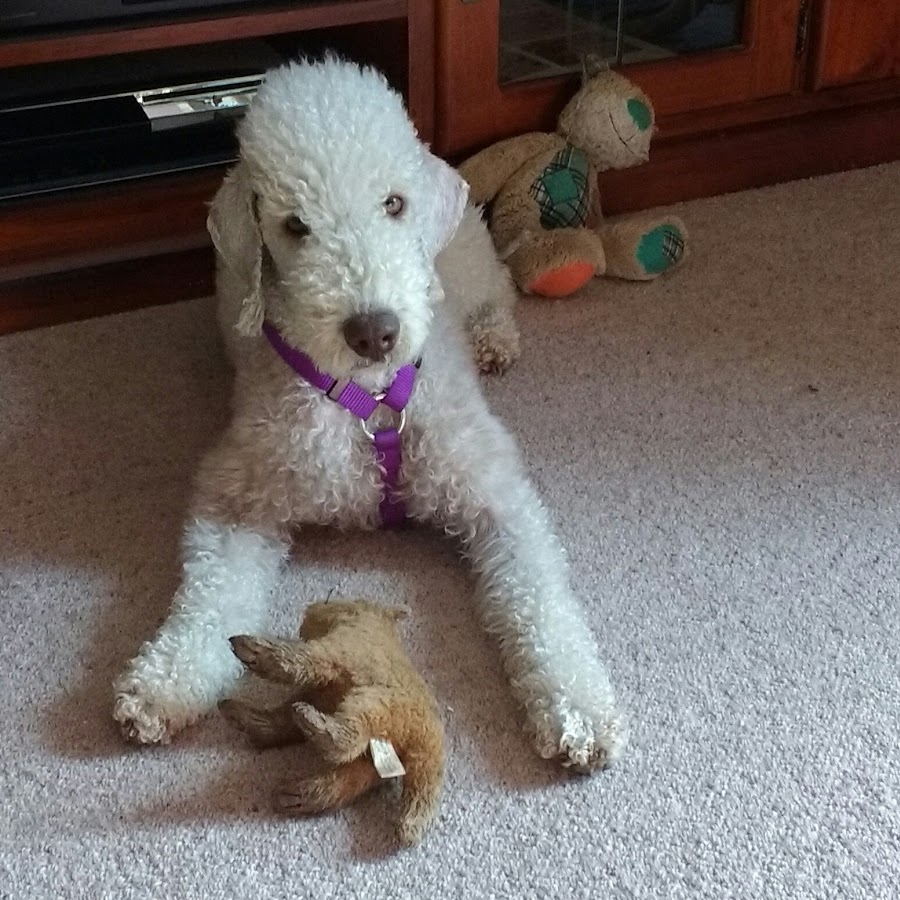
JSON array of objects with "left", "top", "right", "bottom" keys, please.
[
  {"left": 219, "top": 599, "right": 445, "bottom": 846},
  {"left": 459, "top": 58, "right": 688, "bottom": 298}
]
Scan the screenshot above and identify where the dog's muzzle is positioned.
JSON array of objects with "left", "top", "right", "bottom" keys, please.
[{"left": 342, "top": 311, "right": 400, "bottom": 361}]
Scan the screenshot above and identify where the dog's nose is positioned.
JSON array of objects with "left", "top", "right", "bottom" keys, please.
[{"left": 342, "top": 311, "right": 400, "bottom": 360}]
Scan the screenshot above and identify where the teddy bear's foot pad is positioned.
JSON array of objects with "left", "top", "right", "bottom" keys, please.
[
  {"left": 636, "top": 223, "right": 686, "bottom": 276},
  {"left": 528, "top": 261, "right": 596, "bottom": 298}
]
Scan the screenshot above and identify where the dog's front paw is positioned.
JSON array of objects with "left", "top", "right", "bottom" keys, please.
[
  {"left": 112, "top": 679, "right": 196, "bottom": 745},
  {"left": 471, "top": 323, "right": 520, "bottom": 375},
  {"left": 533, "top": 701, "right": 626, "bottom": 773}
]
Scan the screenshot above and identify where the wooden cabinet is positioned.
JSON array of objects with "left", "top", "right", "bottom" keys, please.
[
  {"left": 811, "top": 0, "right": 900, "bottom": 88},
  {"left": 1, "top": 0, "right": 898, "bottom": 335},
  {"left": 436, "top": 0, "right": 804, "bottom": 155},
  {"left": 433, "top": 0, "right": 900, "bottom": 225}
]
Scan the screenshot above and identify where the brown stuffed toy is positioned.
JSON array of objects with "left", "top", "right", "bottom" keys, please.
[
  {"left": 220, "top": 600, "right": 444, "bottom": 846},
  {"left": 459, "top": 58, "right": 687, "bottom": 298}
]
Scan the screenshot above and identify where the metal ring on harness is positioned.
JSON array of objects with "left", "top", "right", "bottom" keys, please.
[{"left": 361, "top": 393, "right": 407, "bottom": 440}]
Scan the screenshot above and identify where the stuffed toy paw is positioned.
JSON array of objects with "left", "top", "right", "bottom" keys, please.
[
  {"left": 220, "top": 599, "right": 445, "bottom": 847},
  {"left": 460, "top": 57, "right": 687, "bottom": 298}
]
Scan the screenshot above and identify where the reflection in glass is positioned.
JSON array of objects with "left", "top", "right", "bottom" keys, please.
[{"left": 500, "top": 0, "right": 745, "bottom": 84}]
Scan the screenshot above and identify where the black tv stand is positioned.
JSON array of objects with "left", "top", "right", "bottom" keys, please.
[{"left": 0, "top": 0, "right": 435, "bottom": 333}]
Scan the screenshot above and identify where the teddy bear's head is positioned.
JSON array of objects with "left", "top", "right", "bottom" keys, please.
[
  {"left": 556, "top": 57, "right": 655, "bottom": 172},
  {"left": 299, "top": 599, "right": 408, "bottom": 640}
]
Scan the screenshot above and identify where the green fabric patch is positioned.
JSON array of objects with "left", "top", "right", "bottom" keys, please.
[
  {"left": 627, "top": 98, "right": 652, "bottom": 131},
  {"left": 636, "top": 224, "right": 685, "bottom": 275},
  {"left": 530, "top": 144, "right": 590, "bottom": 230}
]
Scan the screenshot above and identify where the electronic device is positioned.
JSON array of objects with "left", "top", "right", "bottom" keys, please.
[
  {"left": 0, "top": 0, "right": 264, "bottom": 33},
  {"left": 0, "top": 43, "right": 281, "bottom": 199}
]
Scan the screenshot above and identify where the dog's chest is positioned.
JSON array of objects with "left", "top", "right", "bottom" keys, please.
[
  {"left": 249, "top": 358, "right": 456, "bottom": 529},
  {"left": 268, "top": 388, "right": 386, "bottom": 527}
]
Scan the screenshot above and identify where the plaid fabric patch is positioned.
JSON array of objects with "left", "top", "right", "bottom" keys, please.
[
  {"left": 530, "top": 144, "right": 590, "bottom": 230},
  {"left": 637, "top": 223, "right": 687, "bottom": 275},
  {"left": 662, "top": 226, "right": 686, "bottom": 263}
]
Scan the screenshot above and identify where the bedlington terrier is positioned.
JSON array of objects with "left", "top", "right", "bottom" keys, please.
[{"left": 112, "top": 58, "right": 625, "bottom": 771}]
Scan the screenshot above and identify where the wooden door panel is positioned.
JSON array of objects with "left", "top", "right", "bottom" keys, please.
[
  {"left": 436, "top": 0, "right": 803, "bottom": 156},
  {"left": 812, "top": 0, "right": 899, "bottom": 88}
]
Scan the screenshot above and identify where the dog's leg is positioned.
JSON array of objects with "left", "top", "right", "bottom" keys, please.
[
  {"left": 421, "top": 421, "right": 625, "bottom": 771},
  {"left": 438, "top": 204, "right": 521, "bottom": 375},
  {"left": 461, "top": 487, "right": 624, "bottom": 770},
  {"left": 468, "top": 301, "right": 521, "bottom": 376},
  {"left": 113, "top": 518, "right": 288, "bottom": 744}
]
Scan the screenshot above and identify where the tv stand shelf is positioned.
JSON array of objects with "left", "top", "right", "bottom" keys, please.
[
  {"left": 0, "top": 0, "right": 434, "bottom": 334},
  {"left": 0, "top": 0, "right": 407, "bottom": 68}
]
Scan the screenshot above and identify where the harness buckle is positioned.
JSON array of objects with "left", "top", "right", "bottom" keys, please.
[
  {"left": 326, "top": 377, "right": 351, "bottom": 401},
  {"left": 361, "top": 392, "right": 407, "bottom": 440}
]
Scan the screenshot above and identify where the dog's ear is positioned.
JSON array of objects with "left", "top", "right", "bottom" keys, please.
[
  {"left": 207, "top": 162, "right": 264, "bottom": 336},
  {"left": 420, "top": 150, "right": 469, "bottom": 257}
]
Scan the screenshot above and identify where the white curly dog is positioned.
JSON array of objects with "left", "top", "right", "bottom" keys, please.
[{"left": 113, "top": 58, "right": 625, "bottom": 770}]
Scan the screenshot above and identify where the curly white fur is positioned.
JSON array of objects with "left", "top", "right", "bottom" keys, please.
[{"left": 113, "top": 58, "right": 624, "bottom": 769}]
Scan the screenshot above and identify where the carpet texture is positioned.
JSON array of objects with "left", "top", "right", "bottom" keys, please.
[{"left": 1, "top": 164, "right": 899, "bottom": 899}]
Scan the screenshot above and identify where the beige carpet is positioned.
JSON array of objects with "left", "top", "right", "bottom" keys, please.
[{"left": 1, "top": 164, "right": 899, "bottom": 899}]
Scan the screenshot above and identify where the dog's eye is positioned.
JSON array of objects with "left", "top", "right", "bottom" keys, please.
[
  {"left": 284, "top": 214, "right": 310, "bottom": 237},
  {"left": 384, "top": 195, "right": 405, "bottom": 217}
]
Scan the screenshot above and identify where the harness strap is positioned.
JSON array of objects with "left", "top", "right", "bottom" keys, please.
[{"left": 262, "top": 321, "right": 418, "bottom": 527}]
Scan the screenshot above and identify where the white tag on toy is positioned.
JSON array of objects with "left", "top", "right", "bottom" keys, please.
[{"left": 369, "top": 738, "right": 405, "bottom": 778}]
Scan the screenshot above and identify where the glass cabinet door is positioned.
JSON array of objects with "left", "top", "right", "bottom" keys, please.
[
  {"left": 501, "top": 0, "right": 746, "bottom": 84},
  {"left": 437, "top": 0, "right": 802, "bottom": 155}
]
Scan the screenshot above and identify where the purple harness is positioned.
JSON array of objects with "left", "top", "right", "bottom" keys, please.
[{"left": 262, "top": 321, "right": 418, "bottom": 528}]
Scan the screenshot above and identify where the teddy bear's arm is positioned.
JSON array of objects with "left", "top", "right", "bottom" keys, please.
[
  {"left": 228, "top": 634, "right": 341, "bottom": 686},
  {"left": 218, "top": 697, "right": 305, "bottom": 748},
  {"left": 291, "top": 700, "right": 371, "bottom": 764},
  {"left": 459, "top": 132, "right": 563, "bottom": 205}
]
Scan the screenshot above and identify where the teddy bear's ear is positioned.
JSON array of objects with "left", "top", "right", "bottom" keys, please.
[{"left": 581, "top": 54, "right": 609, "bottom": 83}]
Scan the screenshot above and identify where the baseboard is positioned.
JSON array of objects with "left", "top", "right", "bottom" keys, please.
[{"left": 0, "top": 247, "right": 214, "bottom": 334}]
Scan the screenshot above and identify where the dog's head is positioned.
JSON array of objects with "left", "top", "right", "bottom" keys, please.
[{"left": 208, "top": 58, "right": 468, "bottom": 376}]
